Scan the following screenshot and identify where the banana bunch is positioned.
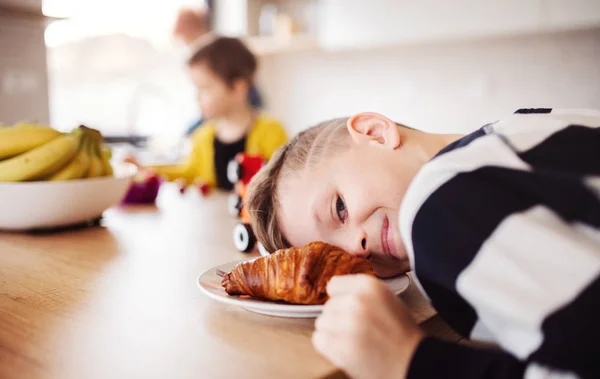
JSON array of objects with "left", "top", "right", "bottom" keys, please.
[{"left": 0, "top": 123, "right": 114, "bottom": 182}]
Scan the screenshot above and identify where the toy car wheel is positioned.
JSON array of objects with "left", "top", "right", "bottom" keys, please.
[
  {"left": 228, "top": 194, "right": 242, "bottom": 217},
  {"left": 257, "top": 242, "right": 271, "bottom": 257},
  {"left": 233, "top": 223, "right": 256, "bottom": 253},
  {"left": 227, "top": 159, "right": 242, "bottom": 184}
]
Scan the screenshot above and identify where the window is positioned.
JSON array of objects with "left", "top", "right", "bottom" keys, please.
[{"left": 44, "top": 0, "right": 204, "bottom": 141}]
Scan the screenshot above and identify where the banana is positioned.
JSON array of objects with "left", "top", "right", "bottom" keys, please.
[
  {"left": 49, "top": 135, "right": 90, "bottom": 181},
  {"left": 99, "top": 141, "right": 113, "bottom": 177},
  {"left": 100, "top": 150, "right": 113, "bottom": 176},
  {"left": 100, "top": 146, "right": 113, "bottom": 176},
  {"left": 80, "top": 126, "right": 112, "bottom": 177},
  {"left": 85, "top": 134, "right": 104, "bottom": 178},
  {"left": 0, "top": 129, "right": 82, "bottom": 182},
  {"left": 102, "top": 146, "right": 112, "bottom": 160},
  {"left": 0, "top": 123, "right": 61, "bottom": 160}
]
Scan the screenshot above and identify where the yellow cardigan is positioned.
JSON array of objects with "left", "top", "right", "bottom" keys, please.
[{"left": 150, "top": 113, "right": 287, "bottom": 186}]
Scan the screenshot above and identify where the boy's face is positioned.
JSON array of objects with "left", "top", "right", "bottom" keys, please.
[
  {"left": 190, "top": 63, "right": 246, "bottom": 119},
  {"left": 277, "top": 113, "right": 428, "bottom": 277}
]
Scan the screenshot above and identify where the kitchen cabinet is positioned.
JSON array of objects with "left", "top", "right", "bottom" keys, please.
[
  {"left": 0, "top": 0, "right": 42, "bottom": 15},
  {"left": 212, "top": 0, "right": 319, "bottom": 55},
  {"left": 0, "top": 0, "right": 50, "bottom": 124}
]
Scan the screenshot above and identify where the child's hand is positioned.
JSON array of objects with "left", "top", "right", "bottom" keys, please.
[
  {"left": 313, "top": 275, "right": 424, "bottom": 379},
  {"left": 123, "top": 154, "right": 141, "bottom": 167}
]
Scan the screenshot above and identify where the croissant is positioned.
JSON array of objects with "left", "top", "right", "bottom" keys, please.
[{"left": 221, "top": 241, "right": 374, "bottom": 305}]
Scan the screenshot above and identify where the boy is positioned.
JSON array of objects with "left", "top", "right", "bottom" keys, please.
[
  {"left": 172, "top": 7, "right": 264, "bottom": 136},
  {"left": 138, "top": 36, "right": 287, "bottom": 190},
  {"left": 247, "top": 109, "right": 600, "bottom": 378}
]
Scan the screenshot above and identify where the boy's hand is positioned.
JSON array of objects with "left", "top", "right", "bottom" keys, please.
[
  {"left": 123, "top": 154, "right": 141, "bottom": 167},
  {"left": 313, "top": 275, "right": 424, "bottom": 379},
  {"left": 370, "top": 255, "right": 411, "bottom": 278}
]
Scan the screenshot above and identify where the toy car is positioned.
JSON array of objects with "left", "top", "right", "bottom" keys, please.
[
  {"left": 227, "top": 154, "right": 263, "bottom": 217},
  {"left": 227, "top": 153, "right": 265, "bottom": 253}
]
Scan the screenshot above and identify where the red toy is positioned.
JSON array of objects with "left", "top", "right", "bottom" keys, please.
[
  {"left": 227, "top": 154, "right": 264, "bottom": 217},
  {"left": 227, "top": 153, "right": 265, "bottom": 253}
]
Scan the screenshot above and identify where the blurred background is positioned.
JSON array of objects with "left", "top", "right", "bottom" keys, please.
[{"left": 1, "top": 0, "right": 600, "bottom": 148}]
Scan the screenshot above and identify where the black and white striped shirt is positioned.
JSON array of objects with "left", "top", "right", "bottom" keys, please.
[{"left": 400, "top": 109, "right": 600, "bottom": 379}]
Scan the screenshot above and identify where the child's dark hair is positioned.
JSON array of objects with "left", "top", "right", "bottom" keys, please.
[{"left": 188, "top": 35, "right": 257, "bottom": 87}]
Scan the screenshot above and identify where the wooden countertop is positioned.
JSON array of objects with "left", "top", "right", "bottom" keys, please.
[{"left": 0, "top": 193, "right": 457, "bottom": 379}]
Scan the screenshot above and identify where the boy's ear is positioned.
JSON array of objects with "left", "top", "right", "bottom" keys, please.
[
  {"left": 347, "top": 112, "right": 401, "bottom": 149},
  {"left": 231, "top": 77, "right": 250, "bottom": 96}
]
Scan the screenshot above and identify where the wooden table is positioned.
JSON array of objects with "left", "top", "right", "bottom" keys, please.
[{"left": 0, "top": 192, "right": 459, "bottom": 379}]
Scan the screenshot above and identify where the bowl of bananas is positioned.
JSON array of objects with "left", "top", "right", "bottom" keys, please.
[{"left": 0, "top": 123, "right": 136, "bottom": 231}]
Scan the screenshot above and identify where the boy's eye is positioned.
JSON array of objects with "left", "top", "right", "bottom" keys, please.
[{"left": 336, "top": 195, "right": 348, "bottom": 223}]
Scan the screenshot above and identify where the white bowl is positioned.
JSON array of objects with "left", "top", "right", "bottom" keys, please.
[{"left": 0, "top": 163, "right": 136, "bottom": 231}]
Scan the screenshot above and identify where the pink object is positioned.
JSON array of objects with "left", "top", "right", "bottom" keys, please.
[{"left": 121, "top": 172, "right": 163, "bottom": 204}]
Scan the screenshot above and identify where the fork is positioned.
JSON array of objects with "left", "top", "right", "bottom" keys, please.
[{"left": 216, "top": 268, "right": 227, "bottom": 278}]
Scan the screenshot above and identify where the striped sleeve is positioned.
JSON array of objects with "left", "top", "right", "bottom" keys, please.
[{"left": 400, "top": 109, "right": 600, "bottom": 379}]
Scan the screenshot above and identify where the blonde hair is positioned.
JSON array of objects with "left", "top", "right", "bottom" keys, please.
[{"left": 246, "top": 118, "right": 350, "bottom": 252}]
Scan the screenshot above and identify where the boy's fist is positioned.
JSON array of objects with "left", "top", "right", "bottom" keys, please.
[{"left": 313, "top": 274, "right": 423, "bottom": 379}]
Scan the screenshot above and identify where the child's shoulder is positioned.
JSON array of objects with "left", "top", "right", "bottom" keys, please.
[
  {"left": 253, "top": 113, "right": 285, "bottom": 131},
  {"left": 189, "top": 121, "right": 217, "bottom": 141}
]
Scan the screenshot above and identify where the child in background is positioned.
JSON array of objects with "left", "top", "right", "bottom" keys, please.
[
  {"left": 140, "top": 36, "right": 287, "bottom": 191},
  {"left": 173, "top": 7, "right": 264, "bottom": 137},
  {"left": 247, "top": 109, "right": 600, "bottom": 378}
]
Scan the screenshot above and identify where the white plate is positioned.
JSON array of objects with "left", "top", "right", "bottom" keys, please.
[
  {"left": 197, "top": 260, "right": 411, "bottom": 318},
  {"left": 0, "top": 163, "right": 136, "bottom": 231}
]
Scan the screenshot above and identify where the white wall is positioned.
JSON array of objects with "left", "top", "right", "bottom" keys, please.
[{"left": 258, "top": 28, "right": 600, "bottom": 135}]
